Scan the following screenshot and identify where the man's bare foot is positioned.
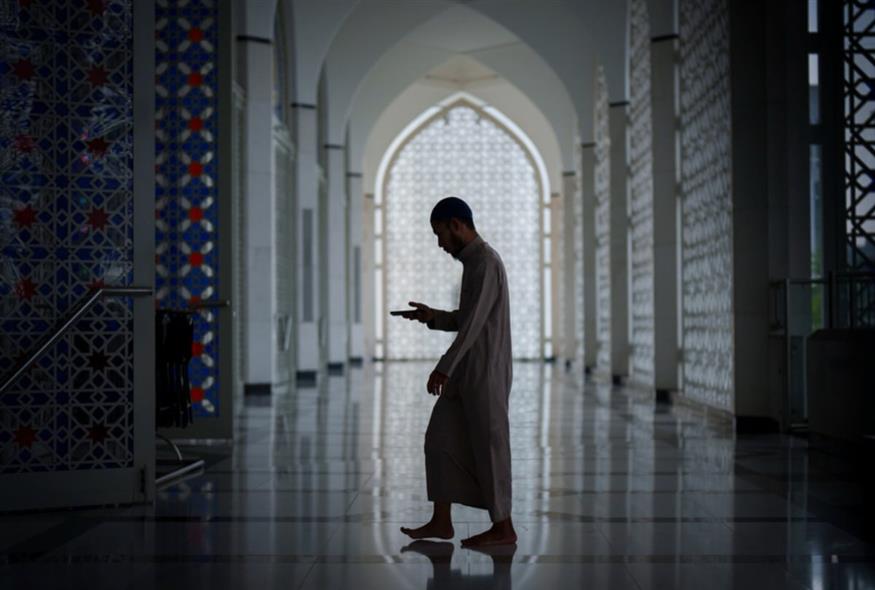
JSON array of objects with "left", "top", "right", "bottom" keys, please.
[
  {"left": 400, "top": 520, "right": 454, "bottom": 540},
  {"left": 460, "top": 518, "right": 517, "bottom": 547}
]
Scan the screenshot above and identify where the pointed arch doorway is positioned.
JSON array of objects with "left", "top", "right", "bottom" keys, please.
[{"left": 373, "top": 93, "right": 552, "bottom": 360}]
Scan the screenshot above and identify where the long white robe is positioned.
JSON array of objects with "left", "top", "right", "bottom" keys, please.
[{"left": 425, "top": 236, "right": 513, "bottom": 522}]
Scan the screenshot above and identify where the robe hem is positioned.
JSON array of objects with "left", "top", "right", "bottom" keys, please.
[{"left": 425, "top": 495, "right": 489, "bottom": 512}]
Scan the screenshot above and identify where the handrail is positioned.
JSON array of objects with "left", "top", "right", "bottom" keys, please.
[
  {"left": 768, "top": 270, "right": 875, "bottom": 288},
  {"left": 769, "top": 271, "right": 874, "bottom": 330},
  {"left": 190, "top": 299, "right": 231, "bottom": 310},
  {"left": 0, "top": 286, "right": 153, "bottom": 395}
]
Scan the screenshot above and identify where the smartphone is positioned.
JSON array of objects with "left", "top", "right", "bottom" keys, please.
[{"left": 389, "top": 309, "right": 418, "bottom": 316}]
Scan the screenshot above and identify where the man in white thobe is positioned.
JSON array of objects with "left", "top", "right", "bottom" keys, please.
[{"left": 398, "top": 196, "right": 516, "bottom": 547}]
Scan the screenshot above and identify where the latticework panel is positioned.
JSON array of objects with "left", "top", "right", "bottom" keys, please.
[
  {"left": 594, "top": 67, "right": 612, "bottom": 375},
  {"left": 274, "top": 130, "right": 294, "bottom": 382},
  {"left": 679, "top": 0, "right": 734, "bottom": 410},
  {"left": 843, "top": 1, "right": 875, "bottom": 326},
  {"left": 628, "top": 0, "right": 655, "bottom": 387},
  {"left": 383, "top": 102, "right": 542, "bottom": 359},
  {"left": 572, "top": 156, "right": 585, "bottom": 366},
  {"left": 155, "top": 0, "right": 221, "bottom": 415},
  {"left": 232, "top": 85, "right": 245, "bottom": 393},
  {"left": 0, "top": 0, "right": 135, "bottom": 472}
]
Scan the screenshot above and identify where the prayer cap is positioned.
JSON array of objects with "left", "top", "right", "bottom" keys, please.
[{"left": 430, "top": 196, "right": 473, "bottom": 224}]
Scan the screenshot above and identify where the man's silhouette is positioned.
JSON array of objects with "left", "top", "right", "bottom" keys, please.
[{"left": 397, "top": 196, "right": 516, "bottom": 547}]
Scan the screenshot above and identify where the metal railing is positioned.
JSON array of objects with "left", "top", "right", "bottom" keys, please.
[
  {"left": 770, "top": 270, "right": 875, "bottom": 333},
  {"left": 0, "top": 286, "right": 153, "bottom": 395},
  {"left": 769, "top": 270, "right": 875, "bottom": 431}
]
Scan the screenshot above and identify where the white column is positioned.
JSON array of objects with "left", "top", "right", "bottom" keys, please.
[
  {"left": 362, "top": 194, "right": 375, "bottom": 359},
  {"left": 651, "top": 36, "right": 681, "bottom": 394},
  {"left": 550, "top": 192, "right": 562, "bottom": 359},
  {"left": 563, "top": 172, "right": 577, "bottom": 364},
  {"left": 347, "top": 173, "right": 365, "bottom": 361},
  {"left": 241, "top": 39, "right": 276, "bottom": 385},
  {"left": 324, "top": 145, "right": 348, "bottom": 368},
  {"left": 293, "top": 104, "right": 320, "bottom": 375},
  {"left": 609, "top": 103, "right": 630, "bottom": 380},
  {"left": 580, "top": 144, "right": 598, "bottom": 371}
]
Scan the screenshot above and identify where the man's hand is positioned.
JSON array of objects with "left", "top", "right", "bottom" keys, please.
[
  {"left": 427, "top": 370, "right": 449, "bottom": 396},
  {"left": 402, "top": 301, "right": 435, "bottom": 324}
]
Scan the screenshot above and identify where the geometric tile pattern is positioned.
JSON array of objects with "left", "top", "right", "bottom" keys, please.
[
  {"left": 0, "top": 0, "right": 135, "bottom": 472},
  {"left": 679, "top": 0, "right": 734, "bottom": 410},
  {"left": 628, "top": 0, "right": 655, "bottom": 387},
  {"left": 155, "top": 0, "right": 220, "bottom": 416},
  {"left": 842, "top": 1, "right": 875, "bottom": 326},
  {"left": 383, "top": 102, "right": 542, "bottom": 359},
  {"left": 593, "top": 66, "right": 612, "bottom": 375}
]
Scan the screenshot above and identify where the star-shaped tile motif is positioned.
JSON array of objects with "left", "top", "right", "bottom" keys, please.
[
  {"left": 15, "top": 278, "right": 36, "bottom": 300},
  {"left": 87, "top": 0, "right": 107, "bottom": 16},
  {"left": 13, "top": 426, "right": 37, "bottom": 449},
  {"left": 188, "top": 27, "right": 204, "bottom": 43},
  {"left": 87, "top": 66, "right": 109, "bottom": 87},
  {"left": 188, "top": 252, "right": 203, "bottom": 267},
  {"left": 14, "top": 134, "right": 35, "bottom": 153},
  {"left": 14, "top": 205, "right": 36, "bottom": 229},
  {"left": 88, "top": 350, "right": 109, "bottom": 371},
  {"left": 87, "top": 424, "right": 109, "bottom": 443},
  {"left": 86, "top": 137, "right": 109, "bottom": 157},
  {"left": 88, "top": 207, "right": 109, "bottom": 230},
  {"left": 13, "top": 58, "right": 34, "bottom": 81}
]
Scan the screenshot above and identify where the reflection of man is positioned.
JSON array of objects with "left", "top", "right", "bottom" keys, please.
[
  {"left": 397, "top": 196, "right": 516, "bottom": 547},
  {"left": 402, "top": 540, "right": 515, "bottom": 589}
]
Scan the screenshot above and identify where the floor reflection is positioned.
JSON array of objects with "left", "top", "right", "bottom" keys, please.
[
  {"left": 0, "top": 361, "right": 873, "bottom": 589},
  {"left": 401, "top": 541, "right": 515, "bottom": 590}
]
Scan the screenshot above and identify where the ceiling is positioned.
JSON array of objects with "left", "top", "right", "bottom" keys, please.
[
  {"left": 406, "top": 5, "right": 519, "bottom": 54},
  {"left": 424, "top": 54, "right": 499, "bottom": 85}
]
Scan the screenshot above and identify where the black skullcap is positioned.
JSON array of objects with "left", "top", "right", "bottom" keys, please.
[{"left": 430, "top": 196, "right": 473, "bottom": 224}]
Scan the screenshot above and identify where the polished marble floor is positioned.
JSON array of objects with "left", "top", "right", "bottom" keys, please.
[{"left": 2, "top": 361, "right": 875, "bottom": 589}]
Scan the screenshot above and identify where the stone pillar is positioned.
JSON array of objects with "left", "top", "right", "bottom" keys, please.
[
  {"left": 730, "top": 0, "right": 771, "bottom": 423},
  {"left": 609, "top": 103, "right": 630, "bottom": 381},
  {"left": 765, "top": 0, "right": 811, "bottom": 426},
  {"left": 651, "top": 36, "right": 681, "bottom": 395},
  {"left": 550, "top": 192, "right": 563, "bottom": 359},
  {"left": 293, "top": 103, "right": 321, "bottom": 377},
  {"left": 580, "top": 144, "right": 598, "bottom": 371},
  {"left": 563, "top": 172, "right": 577, "bottom": 365},
  {"left": 240, "top": 38, "right": 276, "bottom": 386},
  {"left": 362, "top": 194, "right": 375, "bottom": 359},
  {"left": 347, "top": 173, "right": 365, "bottom": 361},
  {"left": 324, "top": 144, "right": 348, "bottom": 370}
]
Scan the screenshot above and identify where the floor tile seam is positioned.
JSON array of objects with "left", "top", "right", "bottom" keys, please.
[
  {"left": 294, "top": 557, "right": 319, "bottom": 590},
  {"left": 154, "top": 488, "right": 789, "bottom": 496},
  {"left": 71, "top": 515, "right": 831, "bottom": 524},
  {"left": 6, "top": 553, "right": 874, "bottom": 565},
  {"left": 621, "top": 559, "right": 646, "bottom": 590}
]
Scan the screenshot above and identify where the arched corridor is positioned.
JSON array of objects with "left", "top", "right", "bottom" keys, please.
[
  {"left": 1, "top": 0, "right": 875, "bottom": 587},
  {"left": 377, "top": 96, "right": 549, "bottom": 360}
]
